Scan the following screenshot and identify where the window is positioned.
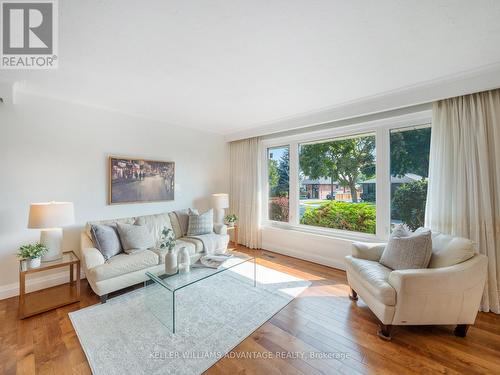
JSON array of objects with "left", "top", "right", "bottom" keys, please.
[
  {"left": 299, "top": 133, "right": 376, "bottom": 234},
  {"left": 261, "top": 111, "right": 432, "bottom": 240},
  {"left": 267, "top": 146, "right": 289, "bottom": 222},
  {"left": 390, "top": 125, "right": 431, "bottom": 230}
]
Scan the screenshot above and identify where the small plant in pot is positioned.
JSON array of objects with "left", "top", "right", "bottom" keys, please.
[
  {"left": 224, "top": 214, "right": 238, "bottom": 226},
  {"left": 17, "top": 243, "right": 48, "bottom": 268}
]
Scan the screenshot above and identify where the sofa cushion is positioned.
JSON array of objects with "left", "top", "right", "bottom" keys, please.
[
  {"left": 345, "top": 256, "right": 396, "bottom": 306},
  {"left": 134, "top": 213, "right": 172, "bottom": 246},
  {"left": 179, "top": 237, "right": 204, "bottom": 253},
  {"left": 90, "top": 224, "right": 122, "bottom": 260},
  {"left": 187, "top": 209, "right": 214, "bottom": 236},
  {"left": 89, "top": 250, "right": 159, "bottom": 282},
  {"left": 429, "top": 232, "right": 474, "bottom": 268},
  {"left": 380, "top": 228, "right": 432, "bottom": 270},
  {"left": 116, "top": 223, "right": 155, "bottom": 254},
  {"left": 169, "top": 212, "right": 183, "bottom": 239},
  {"left": 150, "top": 240, "right": 196, "bottom": 264}
]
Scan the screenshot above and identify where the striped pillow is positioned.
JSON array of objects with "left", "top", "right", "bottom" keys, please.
[{"left": 187, "top": 209, "right": 213, "bottom": 236}]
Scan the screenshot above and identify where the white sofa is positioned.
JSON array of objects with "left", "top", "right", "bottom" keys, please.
[
  {"left": 80, "top": 211, "right": 229, "bottom": 302},
  {"left": 345, "top": 233, "right": 487, "bottom": 340}
]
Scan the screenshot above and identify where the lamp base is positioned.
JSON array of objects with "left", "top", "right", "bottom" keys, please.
[
  {"left": 214, "top": 208, "right": 225, "bottom": 225},
  {"left": 40, "top": 228, "right": 63, "bottom": 262}
]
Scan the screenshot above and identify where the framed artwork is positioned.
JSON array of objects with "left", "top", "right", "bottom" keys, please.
[{"left": 108, "top": 156, "right": 175, "bottom": 204}]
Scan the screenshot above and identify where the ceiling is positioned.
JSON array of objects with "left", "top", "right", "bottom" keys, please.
[{"left": 2, "top": 1, "right": 500, "bottom": 137}]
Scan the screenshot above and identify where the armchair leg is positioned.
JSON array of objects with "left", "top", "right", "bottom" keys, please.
[
  {"left": 454, "top": 324, "right": 469, "bottom": 337},
  {"left": 349, "top": 287, "right": 358, "bottom": 301},
  {"left": 100, "top": 294, "right": 108, "bottom": 304},
  {"left": 377, "top": 324, "right": 393, "bottom": 340}
]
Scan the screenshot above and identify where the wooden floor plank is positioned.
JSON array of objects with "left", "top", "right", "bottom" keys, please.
[{"left": 0, "top": 246, "right": 499, "bottom": 375}]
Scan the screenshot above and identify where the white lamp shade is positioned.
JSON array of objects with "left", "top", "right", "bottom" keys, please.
[
  {"left": 28, "top": 202, "right": 75, "bottom": 229},
  {"left": 212, "top": 193, "right": 229, "bottom": 209}
]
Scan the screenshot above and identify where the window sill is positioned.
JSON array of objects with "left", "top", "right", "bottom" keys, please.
[{"left": 261, "top": 221, "right": 386, "bottom": 243}]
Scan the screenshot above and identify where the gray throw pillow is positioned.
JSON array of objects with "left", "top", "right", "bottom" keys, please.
[
  {"left": 174, "top": 208, "right": 199, "bottom": 236},
  {"left": 187, "top": 209, "right": 214, "bottom": 236},
  {"left": 380, "top": 228, "right": 433, "bottom": 270},
  {"left": 116, "top": 222, "right": 155, "bottom": 254},
  {"left": 90, "top": 224, "right": 122, "bottom": 260}
]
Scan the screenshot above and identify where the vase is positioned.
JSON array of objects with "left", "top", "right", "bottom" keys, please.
[
  {"left": 164, "top": 248, "right": 178, "bottom": 275},
  {"left": 28, "top": 257, "right": 41, "bottom": 268},
  {"left": 177, "top": 246, "right": 191, "bottom": 274}
]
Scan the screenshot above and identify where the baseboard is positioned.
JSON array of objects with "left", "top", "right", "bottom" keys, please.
[
  {"left": 0, "top": 270, "right": 86, "bottom": 301},
  {"left": 262, "top": 244, "right": 346, "bottom": 271}
]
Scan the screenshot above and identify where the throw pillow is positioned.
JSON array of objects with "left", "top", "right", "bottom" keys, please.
[
  {"left": 187, "top": 209, "right": 214, "bottom": 236},
  {"left": 116, "top": 222, "right": 155, "bottom": 254},
  {"left": 380, "top": 228, "right": 432, "bottom": 270},
  {"left": 391, "top": 223, "right": 412, "bottom": 238},
  {"left": 428, "top": 232, "right": 474, "bottom": 268},
  {"left": 174, "top": 209, "right": 199, "bottom": 237},
  {"left": 90, "top": 224, "right": 122, "bottom": 260}
]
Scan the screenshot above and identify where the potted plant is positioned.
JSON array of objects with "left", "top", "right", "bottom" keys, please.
[
  {"left": 224, "top": 214, "right": 238, "bottom": 226},
  {"left": 17, "top": 243, "right": 48, "bottom": 268},
  {"left": 159, "top": 227, "right": 177, "bottom": 275}
]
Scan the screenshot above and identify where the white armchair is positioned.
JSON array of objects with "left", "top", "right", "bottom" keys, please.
[{"left": 345, "top": 239, "right": 487, "bottom": 340}]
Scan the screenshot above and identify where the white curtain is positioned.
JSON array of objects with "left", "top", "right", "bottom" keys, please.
[
  {"left": 425, "top": 89, "right": 500, "bottom": 313},
  {"left": 229, "top": 137, "right": 262, "bottom": 249}
]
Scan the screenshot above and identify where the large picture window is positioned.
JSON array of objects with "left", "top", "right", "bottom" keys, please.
[
  {"left": 390, "top": 125, "right": 431, "bottom": 230},
  {"left": 299, "top": 133, "right": 376, "bottom": 234},
  {"left": 262, "top": 112, "right": 432, "bottom": 240},
  {"left": 267, "top": 146, "right": 289, "bottom": 222}
]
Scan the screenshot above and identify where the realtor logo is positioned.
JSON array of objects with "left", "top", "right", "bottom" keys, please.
[{"left": 1, "top": 0, "right": 58, "bottom": 69}]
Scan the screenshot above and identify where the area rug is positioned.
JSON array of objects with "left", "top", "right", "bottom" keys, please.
[{"left": 69, "top": 262, "right": 310, "bottom": 375}]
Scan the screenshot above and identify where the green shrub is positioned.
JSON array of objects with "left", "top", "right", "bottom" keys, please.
[
  {"left": 300, "top": 201, "right": 376, "bottom": 234},
  {"left": 392, "top": 180, "right": 428, "bottom": 231}
]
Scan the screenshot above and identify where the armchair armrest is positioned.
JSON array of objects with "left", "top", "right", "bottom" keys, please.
[
  {"left": 387, "top": 254, "right": 488, "bottom": 325},
  {"left": 352, "top": 241, "right": 386, "bottom": 261},
  {"left": 214, "top": 223, "right": 228, "bottom": 235},
  {"left": 388, "top": 254, "right": 487, "bottom": 295}
]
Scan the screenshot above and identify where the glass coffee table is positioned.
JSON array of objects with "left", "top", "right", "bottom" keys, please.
[{"left": 145, "top": 250, "right": 255, "bottom": 333}]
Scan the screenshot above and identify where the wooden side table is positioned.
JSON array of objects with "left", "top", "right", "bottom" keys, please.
[
  {"left": 19, "top": 251, "right": 81, "bottom": 319},
  {"left": 227, "top": 225, "right": 239, "bottom": 247}
]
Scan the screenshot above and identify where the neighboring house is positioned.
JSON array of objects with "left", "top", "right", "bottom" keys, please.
[
  {"left": 301, "top": 177, "right": 362, "bottom": 201},
  {"left": 301, "top": 173, "right": 422, "bottom": 202},
  {"left": 360, "top": 173, "right": 423, "bottom": 200}
]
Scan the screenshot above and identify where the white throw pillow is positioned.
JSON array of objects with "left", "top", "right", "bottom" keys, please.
[
  {"left": 428, "top": 232, "right": 475, "bottom": 268},
  {"left": 380, "top": 226, "right": 433, "bottom": 270}
]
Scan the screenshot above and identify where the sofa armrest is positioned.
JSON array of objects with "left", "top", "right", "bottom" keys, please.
[
  {"left": 388, "top": 254, "right": 487, "bottom": 295},
  {"left": 351, "top": 241, "right": 386, "bottom": 261},
  {"left": 214, "top": 223, "right": 228, "bottom": 235},
  {"left": 81, "top": 247, "right": 105, "bottom": 270}
]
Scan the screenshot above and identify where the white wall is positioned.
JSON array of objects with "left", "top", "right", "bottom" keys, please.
[
  {"left": 262, "top": 226, "right": 355, "bottom": 270},
  {"left": 0, "top": 93, "right": 228, "bottom": 299}
]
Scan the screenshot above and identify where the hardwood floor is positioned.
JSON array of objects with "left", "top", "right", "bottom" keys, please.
[{"left": 1, "top": 247, "right": 500, "bottom": 374}]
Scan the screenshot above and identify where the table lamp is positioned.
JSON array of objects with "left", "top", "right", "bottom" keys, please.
[
  {"left": 212, "top": 193, "right": 229, "bottom": 224},
  {"left": 28, "top": 202, "right": 75, "bottom": 262}
]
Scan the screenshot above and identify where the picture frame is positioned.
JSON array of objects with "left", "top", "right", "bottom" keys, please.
[{"left": 108, "top": 156, "right": 175, "bottom": 204}]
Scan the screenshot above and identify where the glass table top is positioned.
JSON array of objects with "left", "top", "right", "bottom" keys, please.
[
  {"left": 145, "top": 250, "right": 254, "bottom": 292},
  {"left": 19, "top": 251, "right": 79, "bottom": 273}
]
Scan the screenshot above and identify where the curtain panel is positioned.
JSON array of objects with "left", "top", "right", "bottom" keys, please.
[
  {"left": 229, "top": 137, "right": 262, "bottom": 249},
  {"left": 426, "top": 89, "right": 500, "bottom": 313}
]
